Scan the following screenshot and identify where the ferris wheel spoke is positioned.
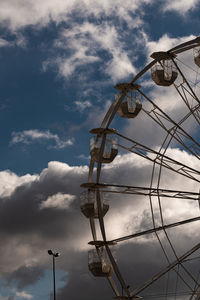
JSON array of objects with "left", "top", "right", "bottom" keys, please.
[
  {"left": 173, "top": 59, "right": 200, "bottom": 103},
  {"left": 172, "top": 58, "right": 200, "bottom": 125},
  {"left": 130, "top": 242, "right": 200, "bottom": 297},
  {"left": 108, "top": 215, "right": 200, "bottom": 244},
  {"left": 82, "top": 183, "right": 200, "bottom": 201},
  {"left": 168, "top": 36, "right": 200, "bottom": 54},
  {"left": 189, "top": 284, "right": 200, "bottom": 300},
  {"left": 81, "top": 182, "right": 200, "bottom": 200},
  {"left": 142, "top": 291, "right": 198, "bottom": 299},
  {"left": 188, "top": 258, "right": 200, "bottom": 300},
  {"left": 115, "top": 132, "right": 200, "bottom": 183},
  {"left": 138, "top": 89, "right": 200, "bottom": 159},
  {"left": 173, "top": 43, "right": 200, "bottom": 55},
  {"left": 174, "top": 83, "right": 200, "bottom": 125}
]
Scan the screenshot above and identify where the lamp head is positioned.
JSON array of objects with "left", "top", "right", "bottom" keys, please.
[{"left": 48, "top": 249, "right": 53, "bottom": 255}]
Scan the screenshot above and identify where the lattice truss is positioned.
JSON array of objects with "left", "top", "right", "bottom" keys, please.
[{"left": 80, "top": 37, "right": 200, "bottom": 300}]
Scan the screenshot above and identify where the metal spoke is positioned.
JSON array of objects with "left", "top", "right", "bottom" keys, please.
[
  {"left": 108, "top": 216, "right": 200, "bottom": 244},
  {"left": 168, "top": 36, "right": 200, "bottom": 54},
  {"left": 138, "top": 89, "right": 200, "bottom": 160},
  {"left": 115, "top": 132, "right": 200, "bottom": 183},
  {"left": 81, "top": 182, "right": 200, "bottom": 201},
  {"left": 131, "top": 242, "right": 200, "bottom": 297}
]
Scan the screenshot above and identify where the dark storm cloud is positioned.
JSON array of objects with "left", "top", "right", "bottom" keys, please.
[
  {"left": 0, "top": 150, "right": 199, "bottom": 298},
  {"left": 57, "top": 237, "right": 200, "bottom": 300},
  {"left": 6, "top": 266, "right": 45, "bottom": 289},
  {"left": 0, "top": 163, "right": 87, "bottom": 239},
  {"left": 0, "top": 162, "right": 91, "bottom": 279}
]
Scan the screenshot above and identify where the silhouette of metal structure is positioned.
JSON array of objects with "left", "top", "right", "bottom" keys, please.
[{"left": 81, "top": 36, "right": 200, "bottom": 299}]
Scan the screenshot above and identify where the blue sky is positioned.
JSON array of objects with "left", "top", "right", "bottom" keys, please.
[
  {"left": 0, "top": 0, "right": 199, "bottom": 175},
  {"left": 1, "top": 0, "right": 200, "bottom": 300}
]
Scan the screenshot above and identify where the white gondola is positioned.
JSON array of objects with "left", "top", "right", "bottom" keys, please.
[
  {"left": 151, "top": 61, "right": 178, "bottom": 86},
  {"left": 90, "top": 136, "right": 118, "bottom": 163},
  {"left": 115, "top": 83, "right": 142, "bottom": 118},
  {"left": 194, "top": 47, "right": 200, "bottom": 67},
  {"left": 88, "top": 249, "right": 112, "bottom": 277},
  {"left": 80, "top": 190, "right": 109, "bottom": 218}
]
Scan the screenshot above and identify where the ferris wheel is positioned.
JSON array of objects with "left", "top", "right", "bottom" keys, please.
[{"left": 80, "top": 36, "right": 200, "bottom": 299}]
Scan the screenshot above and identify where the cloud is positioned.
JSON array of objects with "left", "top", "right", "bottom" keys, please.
[
  {"left": 0, "top": 4, "right": 199, "bottom": 300},
  {"left": 0, "top": 170, "right": 37, "bottom": 197},
  {"left": 162, "top": 0, "right": 199, "bottom": 14},
  {"left": 0, "top": 0, "right": 152, "bottom": 31},
  {"left": 1, "top": 30, "right": 199, "bottom": 298},
  {"left": 10, "top": 129, "right": 73, "bottom": 149},
  {"left": 0, "top": 291, "right": 33, "bottom": 300},
  {"left": 120, "top": 33, "right": 200, "bottom": 150},
  {"left": 0, "top": 161, "right": 90, "bottom": 280},
  {"left": 45, "top": 22, "right": 137, "bottom": 81},
  {"left": 0, "top": 1, "right": 154, "bottom": 82},
  {"left": 74, "top": 100, "right": 92, "bottom": 112},
  {"left": 15, "top": 291, "right": 32, "bottom": 299},
  {"left": 0, "top": 33, "right": 27, "bottom": 48},
  {"left": 7, "top": 265, "right": 44, "bottom": 289},
  {"left": 0, "top": 38, "right": 12, "bottom": 47},
  {"left": 144, "top": 33, "right": 196, "bottom": 57},
  {"left": 40, "top": 193, "right": 75, "bottom": 210},
  {"left": 78, "top": 154, "right": 90, "bottom": 161},
  {"left": 0, "top": 147, "right": 199, "bottom": 299}
]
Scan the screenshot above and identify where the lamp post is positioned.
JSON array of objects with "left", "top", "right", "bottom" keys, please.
[{"left": 48, "top": 249, "right": 60, "bottom": 300}]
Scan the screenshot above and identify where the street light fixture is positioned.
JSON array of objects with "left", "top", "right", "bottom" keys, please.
[{"left": 48, "top": 249, "right": 60, "bottom": 300}]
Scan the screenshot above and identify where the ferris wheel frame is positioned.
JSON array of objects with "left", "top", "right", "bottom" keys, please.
[{"left": 81, "top": 36, "right": 200, "bottom": 300}]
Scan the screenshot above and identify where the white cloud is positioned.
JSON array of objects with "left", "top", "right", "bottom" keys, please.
[
  {"left": 16, "top": 291, "right": 32, "bottom": 299},
  {"left": 162, "top": 0, "right": 199, "bottom": 14},
  {"left": 0, "top": 1, "right": 155, "bottom": 81},
  {"left": 78, "top": 154, "right": 90, "bottom": 161},
  {"left": 10, "top": 129, "right": 73, "bottom": 149},
  {"left": 40, "top": 192, "right": 75, "bottom": 210},
  {"left": 104, "top": 50, "right": 136, "bottom": 81},
  {"left": 0, "top": 33, "right": 26, "bottom": 48},
  {"left": 49, "top": 22, "right": 136, "bottom": 81},
  {"left": 0, "top": 0, "right": 152, "bottom": 31},
  {"left": 0, "top": 170, "right": 38, "bottom": 197},
  {"left": 14, "top": 32, "right": 27, "bottom": 48},
  {"left": 144, "top": 33, "right": 196, "bottom": 57},
  {"left": 0, "top": 38, "right": 12, "bottom": 47},
  {"left": 74, "top": 100, "right": 92, "bottom": 112},
  {"left": 49, "top": 51, "right": 99, "bottom": 78}
]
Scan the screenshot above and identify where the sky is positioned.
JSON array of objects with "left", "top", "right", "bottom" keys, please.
[{"left": 1, "top": 0, "right": 200, "bottom": 299}]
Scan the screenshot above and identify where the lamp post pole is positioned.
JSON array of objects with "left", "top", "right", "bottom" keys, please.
[
  {"left": 48, "top": 250, "right": 60, "bottom": 300},
  {"left": 53, "top": 254, "right": 56, "bottom": 300}
]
